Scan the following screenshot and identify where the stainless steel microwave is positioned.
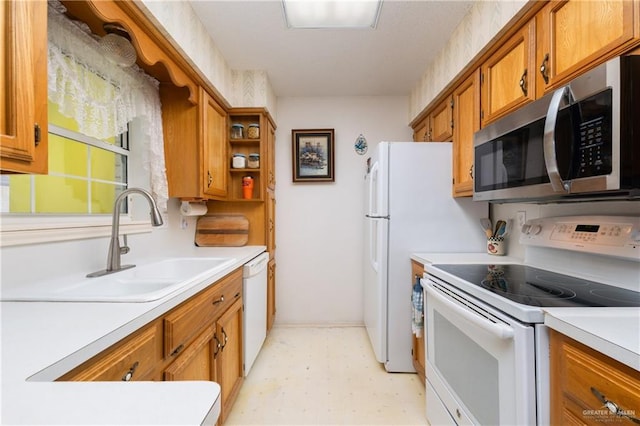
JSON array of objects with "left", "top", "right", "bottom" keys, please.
[{"left": 473, "top": 55, "right": 640, "bottom": 203}]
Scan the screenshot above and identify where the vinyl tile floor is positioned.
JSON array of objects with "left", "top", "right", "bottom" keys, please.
[{"left": 225, "top": 326, "right": 426, "bottom": 425}]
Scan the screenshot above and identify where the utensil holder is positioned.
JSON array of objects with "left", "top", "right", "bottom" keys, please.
[{"left": 487, "top": 237, "right": 505, "bottom": 256}]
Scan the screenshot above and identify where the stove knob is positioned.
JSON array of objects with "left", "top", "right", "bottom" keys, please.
[
  {"left": 521, "top": 224, "right": 531, "bottom": 234},
  {"left": 531, "top": 224, "right": 542, "bottom": 235}
]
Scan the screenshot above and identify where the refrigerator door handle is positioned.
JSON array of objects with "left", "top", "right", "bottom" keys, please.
[
  {"left": 365, "top": 214, "right": 390, "bottom": 219},
  {"left": 368, "top": 161, "right": 380, "bottom": 215},
  {"left": 369, "top": 219, "right": 379, "bottom": 273}
]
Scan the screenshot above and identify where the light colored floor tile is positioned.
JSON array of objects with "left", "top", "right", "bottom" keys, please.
[{"left": 225, "top": 326, "right": 426, "bottom": 425}]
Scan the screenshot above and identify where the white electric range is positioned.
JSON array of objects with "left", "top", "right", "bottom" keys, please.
[{"left": 421, "top": 215, "right": 640, "bottom": 426}]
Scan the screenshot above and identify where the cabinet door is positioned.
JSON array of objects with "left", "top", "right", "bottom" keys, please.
[
  {"left": 481, "top": 19, "right": 536, "bottom": 126},
  {"left": 1, "top": 0, "right": 48, "bottom": 173},
  {"left": 164, "top": 325, "right": 216, "bottom": 381},
  {"left": 429, "top": 96, "right": 453, "bottom": 142},
  {"left": 452, "top": 70, "right": 480, "bottom": 197},
  {"left": 215, "top": 298, "right": 244, "bottom": 424},
  {"left": 267, "top": 257, "right": 276, "bottom": 332},
  {"left": 412, "top": 116, "right": 429, "bottom": 142},
  {"left": 550, "top": 330, "right": 640, "bottom": 425},
  {"left": 266, "top": 119, "right": 276, "bottom": 189},
  {"left": 536, "top": 0, "right": 636, "bottom": 96},
  {"left": 410, "top": 260, "right": 425, "bottom": 383},
  {"left": 266, "top": 189, "right": 276, "bottom": 255},
  {"left": 201, "top": 88, "right": 227, "bottom": 199}
]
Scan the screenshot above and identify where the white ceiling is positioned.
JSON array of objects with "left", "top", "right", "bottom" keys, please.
[{"left": 188, "top": 0, "right": 474, "bottom": 97}]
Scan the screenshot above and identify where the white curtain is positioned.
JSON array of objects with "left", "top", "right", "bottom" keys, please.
[{"left": 47, "top": 1, "right": 168, "bottom": 212}]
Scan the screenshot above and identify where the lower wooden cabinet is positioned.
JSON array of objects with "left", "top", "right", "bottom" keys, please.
[
  {"left": 59, "top": 321, "right": 162, "bottom": 382},
  {"left": 550, "top": 329, "right": 640, "bottom": 425},
  {"left": 214, "top": 298, "right": 244, "bottom": 423},
  {"left": 267, "top": 257, "right": 276, "bottom": 332},
  {"left": 58, "top": 267, "right": 246, "bottom": 423},
  {"left": 410, "top": 260, "right": 425, "bottom": 383}
]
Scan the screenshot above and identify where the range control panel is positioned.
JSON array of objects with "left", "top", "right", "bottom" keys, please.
[{"left": 520, "top": 215, "right": 640, "bottom": 260}]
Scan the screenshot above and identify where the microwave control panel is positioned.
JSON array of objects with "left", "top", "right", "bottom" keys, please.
[{"left": 520, "top": 215, "right": 640, "bottom": 260}]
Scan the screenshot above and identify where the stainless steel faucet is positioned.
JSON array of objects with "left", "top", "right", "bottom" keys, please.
[{"left": 87, "top": 188, "right": 164, "bottom": 277}]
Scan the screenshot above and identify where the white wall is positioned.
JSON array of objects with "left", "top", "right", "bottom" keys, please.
[{"left": 274, "top": 96, "right": 412, "bottom": 325}]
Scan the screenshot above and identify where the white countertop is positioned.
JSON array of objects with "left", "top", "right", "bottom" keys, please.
[
  {"left": 1, "top": 245, "right": 265, "bottom": 425},
  {"left": 411, "top": 251, "right": 640, "bottom": 372},
  {"left": 411, "top": 252, "right": 523, "bottom": 266},
  {"left": 544, "top": 308, "right": 640, "bottom": 371}
]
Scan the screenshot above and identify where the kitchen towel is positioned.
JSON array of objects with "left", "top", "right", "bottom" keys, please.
[{"left": 411, "top": 275, "right": 423, "bottom": 338}]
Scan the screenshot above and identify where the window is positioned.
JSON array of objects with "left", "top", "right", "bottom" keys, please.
[
  {"left": 1, "top": 102, "right": 129, "bottom": 215},
  {"left": 0, "top": 2, "right": 167, "bottom": 247}
]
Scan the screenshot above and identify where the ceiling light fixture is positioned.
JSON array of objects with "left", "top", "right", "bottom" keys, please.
[
  {"left": 99, "top": 23, "right": 137, "bottom": 67},
  {"left": 282, "top": 0, "right": 382, "bottom": 29}
]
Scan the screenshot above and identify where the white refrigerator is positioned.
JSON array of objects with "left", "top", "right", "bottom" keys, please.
[{"left": 363, "top": 142, "right": 488, "bottom": 372}]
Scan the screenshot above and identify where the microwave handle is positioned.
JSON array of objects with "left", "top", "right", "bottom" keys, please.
[{"left": 543, "top": 86, "right": 574, "bottom": 193}]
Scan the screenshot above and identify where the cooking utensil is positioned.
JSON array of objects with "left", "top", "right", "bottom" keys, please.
[
  {"left": 480, "top": 218, "right": 493, "bottom": 238},
  {"left": 494, "top": 220, "right": 506, "bottom": 238}
]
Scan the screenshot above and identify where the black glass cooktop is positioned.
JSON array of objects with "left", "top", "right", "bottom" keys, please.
[{"left": 432, "top": 264, "right": 640, "bottom": 308}]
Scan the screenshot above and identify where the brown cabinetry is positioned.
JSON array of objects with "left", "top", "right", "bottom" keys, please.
[
  {"left": 410, "top": 260, "right": 425, "bottom": 383},
  {"left": 162, "top": 86, "right": 228, "bottom": 200},
  {"left": 1, "top": 0, "right": 48, "bottom": 174},
  {"left": 536, "top": 0, "right": 637, "bottom": 97},
  {"left": 550, "top": 329, "right": 640, "bottom": 425},
  {"left": 481, "top": 19, "right": 536, "bottom": 126},
  {"left": 452, "top": 70, "right": 481, "bottom": 197},
  {"left": 59, "top": 268, "right": 245, "bottom": 422},
  {"left": 267, "top": 257, "right": 277, "bottom": 332},
  {"left": 59, "top": 322, "right": 162, "bottom": 382},
  {"left": 412, "top": 97, "right": 453, "bottom": 142}
]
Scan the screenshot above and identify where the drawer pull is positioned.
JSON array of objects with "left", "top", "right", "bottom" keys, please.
[
  {"left": 212, "top": 295, "right": 225, "bottom": 305},
  {"left": 591, "top": 387, "right": 640, "bottom": 424},
  {"left": 121, "top": 361, "right": 139, "bottom": 382},
  {"left": 170, "top": 344, "right": 184, "bottom": 357},
  {"left": 234, "top": 292, "right": 240, "bottom": 299}
]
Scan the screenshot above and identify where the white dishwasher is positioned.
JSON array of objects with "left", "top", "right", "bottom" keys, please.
[{"left": 243, "top": 252, "right": 269, "bottom": 376}]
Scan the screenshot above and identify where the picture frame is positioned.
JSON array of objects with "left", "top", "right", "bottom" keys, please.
[{"left": 291, "top": 129, "right": 335, "bottom": 182}]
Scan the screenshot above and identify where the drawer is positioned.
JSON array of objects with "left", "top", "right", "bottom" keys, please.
[
  {"left": 164, "top": 267, "right": 242, "bottom": 358},
  {"left": 552, "top": 331, "right": 640, "bottom": 425},
  {"left": 59, "top": 321, "right": 161, "bottom": 382}
]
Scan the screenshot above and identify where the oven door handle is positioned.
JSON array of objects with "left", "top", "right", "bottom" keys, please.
[{"left": 425, "top": 283, "right": 514, "bottom": 340}]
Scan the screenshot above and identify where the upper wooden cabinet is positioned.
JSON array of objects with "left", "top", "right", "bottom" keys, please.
[
  {"left": 201, "top": 89, "right": 228, "bottom": 199},
  {"left": 481, "top": 19, "right": 536, "bottom": 126},
  {"left": 161, "top": 86, "right": 228, "bottom": 201},
  {"left": 413, "top": 97, "right": 453, "bottom": 142},
  {"left": 452, "top": 70, "right": 481, "bottom": 197},
  {"left": 0, "top": 0, "right": 48, "bottom": 174},
  {"left": 536, "top": 0, "right": 638, "bottom": 97}
]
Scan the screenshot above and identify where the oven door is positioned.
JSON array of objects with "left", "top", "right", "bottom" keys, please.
[{"left": 423, "top": 276, "right": 536, "bottom": 425}]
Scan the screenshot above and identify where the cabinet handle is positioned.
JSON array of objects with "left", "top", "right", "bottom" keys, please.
[
  {"left": 221, "top": 328, "right": 229, "bottom": 351},
  {"left": 540, "top": 53, "right": 549, "bottom": 84},
  {"left": 212, "top": 295, "right": 225, "bottom": 305},
  {"left": 170, "top": 343, "right": 184, "bottom": 357},
  {"left": 469, "top": 164, "right": 474, "bottom": 179},
  {"left": 121, "top": 361, "right": 139, "bottom": 381},
  {"left": 214, "top": 334, "right": 221, "bottom": 357},
  {"left": 234, "top": 292, "right": 240, "bottom": 299},
  {"left": 207, "top": 171, "right": 213, "bottom": 188},
  {"left": 591, "top": 387, "right": 640, "bottom": 424},
  {"left": 519, "top": 69, "right": 528, "bottom": 96}
]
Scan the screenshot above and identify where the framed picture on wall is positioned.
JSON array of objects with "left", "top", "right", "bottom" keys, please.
[{"left": 291, "top": 129, "right": 335, "bottom": 182}]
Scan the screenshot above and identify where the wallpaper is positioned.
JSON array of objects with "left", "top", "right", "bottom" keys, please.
[
  {"left": 138, "top": 0, "right": 277, "bottom": 116},
  {"left": 409, "top": 0, "right": 528, "bottom": 121}
]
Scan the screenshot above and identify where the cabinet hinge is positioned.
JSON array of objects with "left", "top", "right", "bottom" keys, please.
[
  {"left": 450, "top": 120, "right": 454, "bottom": 129},
  {"left": 34, "top": 124, "right": 41, "bottom": 146},
  {"left": 480, "top": 73, "right": 484, "bottom": 84},
  {"left": 450, "top": 99, "right": 454, "bottom": 108},
  {"left": 480, "top": 110, "right": 484, "bottom": 120},
  {"left": 453, "top": 177, "right": 455, "bottom": 185}
]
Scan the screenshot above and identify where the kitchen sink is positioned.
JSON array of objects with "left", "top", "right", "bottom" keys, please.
[{"left": 1, "top": 257, "right": 236, "bottom": 303}]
